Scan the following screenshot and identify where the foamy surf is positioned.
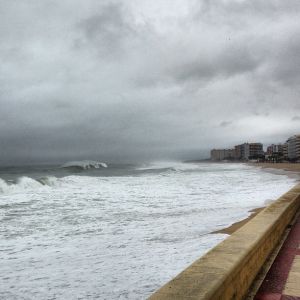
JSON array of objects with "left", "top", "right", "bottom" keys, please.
[{"left": 0, "top": 162, "right": 298, "bottom": 299}]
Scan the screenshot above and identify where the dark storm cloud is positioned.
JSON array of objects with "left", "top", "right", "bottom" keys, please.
[
  {"left": 270, "top": 31, "right": 300, "bottom": 86},
  {"left": 77, "top": 3, "right": 135, "bottom": 56},
  {"left": 197, "top": 0, "right": 300, "bottom": 18},
  {"left": 165, "top": 43, "right": 261, "bottom": 83},
  {"left": 219, "top": 121, "right": 232, "bottom": 128},
  {"left": 0, "top": 0, "right": 300, "bottom": 165}
]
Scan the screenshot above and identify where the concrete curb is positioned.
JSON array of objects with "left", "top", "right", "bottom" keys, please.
[{"left": 149, "top": 184, "right": 300, "bottom": 300}]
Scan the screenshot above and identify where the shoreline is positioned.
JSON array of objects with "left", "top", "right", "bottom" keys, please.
[
  {"left": 151, "top": 184, "right": 300, "bottom": 299},
  {"left": 247, "top": 162, "right": 300, "bottom": 181},
  {"left": 248, "top": 162, "right": 300, "bottom": 181},
  {"left": 212, "top": 207, "right": 265, "bottom": 235},
  {"left": 212, "top": 162, "right": 300, "bottom": 235},
  {"left": 250, "top": 162, "right": 300, "bottom": 172}
]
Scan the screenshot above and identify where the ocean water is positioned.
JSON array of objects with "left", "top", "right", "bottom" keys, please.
[{"left": 0, "top": 161, "right": 297, "bottom": 299}]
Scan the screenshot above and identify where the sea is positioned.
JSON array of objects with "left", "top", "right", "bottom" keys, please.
[{"left": 0, "top": 161, "right": 298, "bottom": 299}]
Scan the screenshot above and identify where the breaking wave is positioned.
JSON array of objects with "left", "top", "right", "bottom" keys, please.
[
  {"left": 61, "top": 160, "right": 108, "bottom": 170},
  {"left": 135, "top": 162, "right": 202, "bottom": 173},
  {"left": 0, "top": 178, "right": 9, "bottom": 193},
  {"left": 37, "top": 176, "right": 60, "bottom": 187},
  {"left": 16, "top": 176, "right": 44, "bottom": 189},
  {"left": 0, "top": 176, "right": 60, "bottom": 194}
]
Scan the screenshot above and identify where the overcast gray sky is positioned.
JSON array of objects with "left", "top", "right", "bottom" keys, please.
[{"left": 1, "top": 0, "right": 300, "bottom": 165}]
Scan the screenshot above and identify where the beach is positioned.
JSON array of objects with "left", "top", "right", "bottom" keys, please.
[{"left": 252, "top": 162, "right": 300, "bottom": 172}]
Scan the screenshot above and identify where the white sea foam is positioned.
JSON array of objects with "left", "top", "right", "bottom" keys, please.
[{"left": 0, "top": 163, "right": 297, "bottom": 299}]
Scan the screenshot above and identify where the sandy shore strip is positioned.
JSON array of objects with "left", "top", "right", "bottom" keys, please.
[
  {"left": 212, "top": 207, "right": 265, "bottom": 235},
  {"left": 251, "top": 162, "right": 300, "bottom": 172},
  {"left": 248, "top": 162, "right": 300, "bottom": 181}
]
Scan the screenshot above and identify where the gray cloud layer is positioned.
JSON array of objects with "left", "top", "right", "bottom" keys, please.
[{"left": 1, "top": 0, "right": 300, "bottom": 165}]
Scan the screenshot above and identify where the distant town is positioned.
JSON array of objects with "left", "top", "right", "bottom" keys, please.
[{"left": 210, "top": 134, "right": 300, "bottom": 162}]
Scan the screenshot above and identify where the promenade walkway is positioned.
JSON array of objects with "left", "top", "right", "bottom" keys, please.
[{"left": 254, "top": 212, "right": 300, "bottom": 300}]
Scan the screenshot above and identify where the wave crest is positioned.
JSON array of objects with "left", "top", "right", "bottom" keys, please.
[
  {"left": 61, "top": 160, "right": 108, "bottom": 170},
  {"left": 37, "top": 176, "right": 60, "bottom": 187},
  {"left": 0, "top": 176, "right": 61, "bottom": 194},
  {"left": 16, "top": 176, "right": 43, "bottom": 189},
  {"left": 0, "top": 178, "right": 9, "bottom": 193},
  {"left": 136, "top": 162, "right": 201, "bottom": 173}
]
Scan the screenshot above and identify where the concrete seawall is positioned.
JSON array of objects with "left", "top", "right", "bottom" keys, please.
[{"left": 150, "top": 184, "right": 300, "bottom": 300}]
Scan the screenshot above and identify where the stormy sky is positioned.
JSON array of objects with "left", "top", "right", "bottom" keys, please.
[{"left": 1, "top": 0, "right": 300, "bottom": 165}]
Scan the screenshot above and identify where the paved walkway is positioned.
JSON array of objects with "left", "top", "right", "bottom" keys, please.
[{"left": 254, "top": 212, "right": 300, "bottom": 300}]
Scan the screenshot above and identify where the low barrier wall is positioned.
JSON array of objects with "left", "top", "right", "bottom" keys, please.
[{"left": 150, "top": 184, "right": 300, "bottom": 300}]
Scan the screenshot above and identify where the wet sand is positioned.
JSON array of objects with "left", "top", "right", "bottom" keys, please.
[
  {"left": 248, "top": 162, "right": 300, "bottom": 181},
  {"left": 252, "top": 162, "right": 300, "bottom": 172},
  {"left": 212, "top": 207, "right": 265, "bottom": 235}
]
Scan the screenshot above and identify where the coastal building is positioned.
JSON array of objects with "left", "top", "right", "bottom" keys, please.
[
  {"left": 210, "top": 149, "right": 235, "bottom": 161},
  {"left": 267, "top": 144, "right": 283, "bottom": 155},
  {"left": 282, "top": 143, "right": 288, "bottom": 159},
  {"left": 266, "top": 144, "right": 285, "bottom": 162},
  {"left": 248, "top": 143, "right": 264, "bottom": 158},
  {"left": 234, "top": 143, "right": 264, "bottom": 160},
  {"left": 234, "top": 144, "right": 242, "bottom": 160},
  {"left": 286, "top": 135, "right": 300, "bottom": 161}
]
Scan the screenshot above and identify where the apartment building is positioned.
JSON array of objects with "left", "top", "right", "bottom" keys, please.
[
  {"left": 210, "top": 149, "right": 235, "bottom": 161},
  {"left": 282, "top": 143, "right": 288, "bottom": 159},
  {"left": 287, "top": 135, "right": 300, "bottom": 160},
  {"left": 234, "top": 143, "right": 264, "bottom": 160},
  {"left": 267, "top": 144, "right": 284, "bottom": 155}
]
